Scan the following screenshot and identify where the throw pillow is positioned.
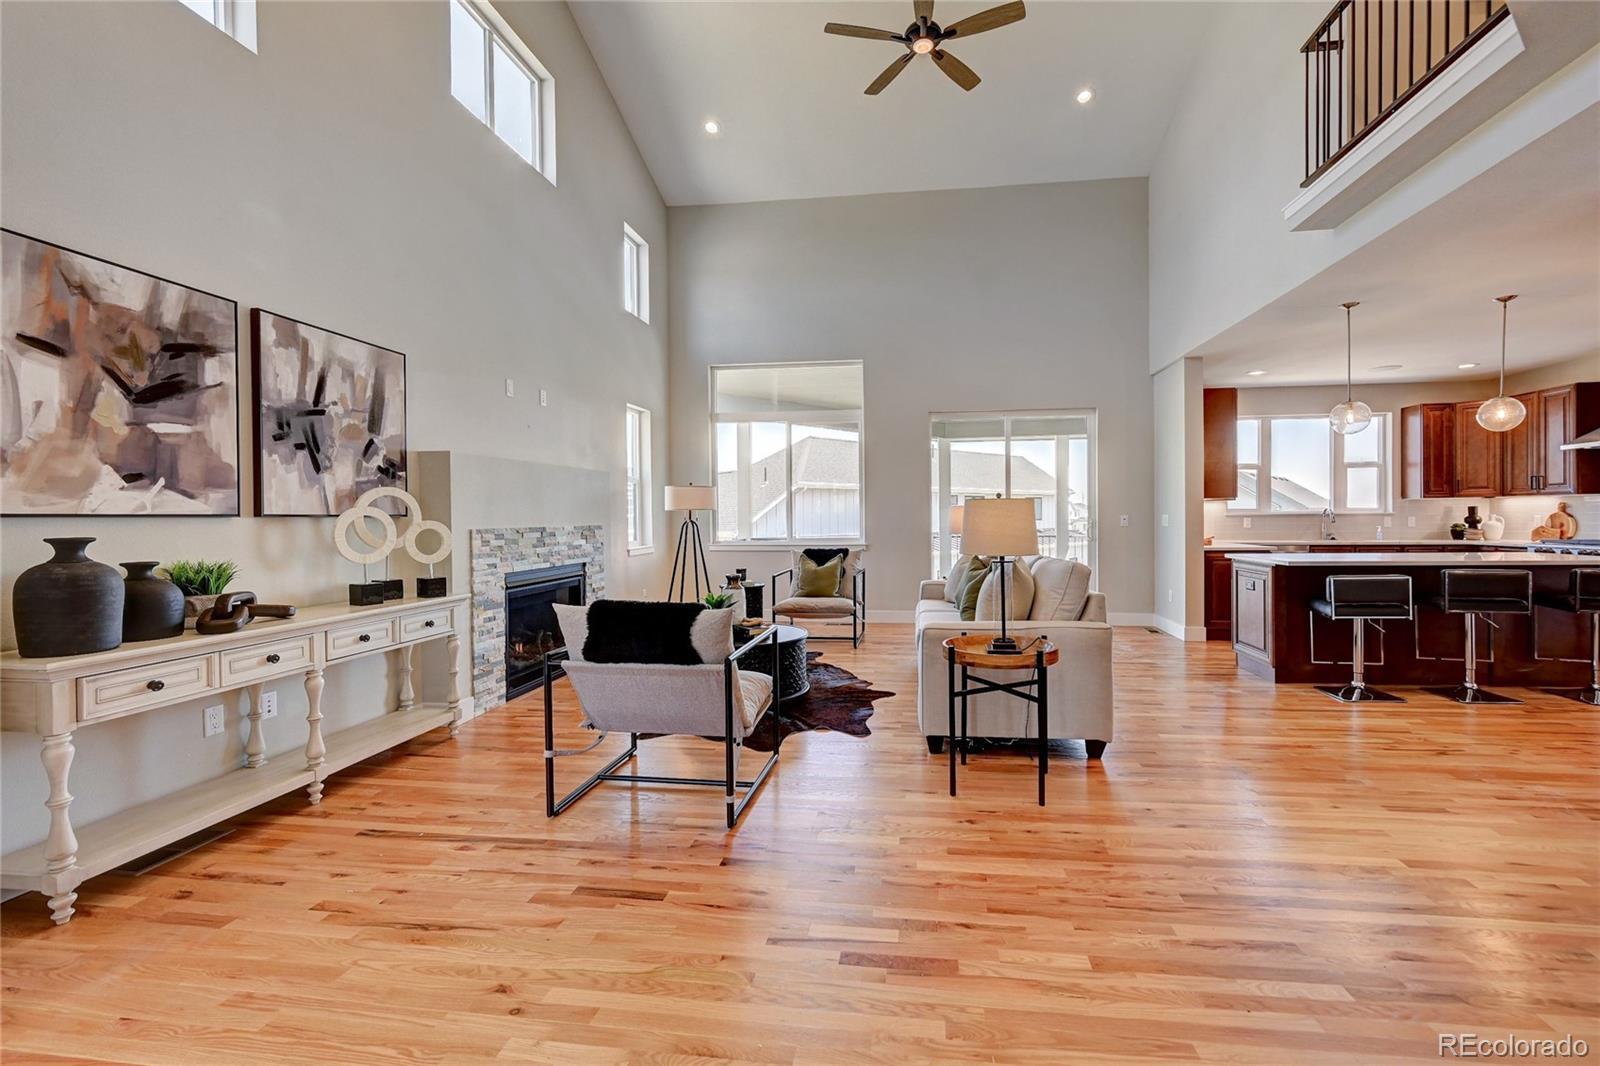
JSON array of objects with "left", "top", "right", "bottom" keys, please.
[
  {"left": 975, "top": 558, "right": 1036, "bottom": 621},
  {"left": 582, "top": 600, "right": 705, "bottom": 664},
  {"left": 957, "top": 557, "right": 992, "bottom": 622},
  {"left": 943, "top": 553, "right": 971, "bottom": 602},
  {"left": 1028, "top": 558, "right": 1093, "bottom": 621},
  {"left": 801, "top": 547, "right": 851, "bottom": 595},
  {"left": 796, "top": 553, "right": 844, "bottom": 598},
  {"left": 690, "top": 607, "right": 737, "bottom": 662}
]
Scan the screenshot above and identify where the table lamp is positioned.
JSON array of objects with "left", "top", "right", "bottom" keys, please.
[
  {"left": 664, "top": 484, "right": 716, "bottom": 601},
  {"left": 961, "top": 497, "right": 1039, "bottom": 654}
]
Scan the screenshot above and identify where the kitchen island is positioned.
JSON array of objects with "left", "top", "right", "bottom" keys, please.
[{"left": 1227, "top": 551, "right": 1597, "bottom": 687}]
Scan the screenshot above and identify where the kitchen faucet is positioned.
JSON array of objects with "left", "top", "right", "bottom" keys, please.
[{"left": 1321, "top": 507, "right": 1337, "bottom": 541}]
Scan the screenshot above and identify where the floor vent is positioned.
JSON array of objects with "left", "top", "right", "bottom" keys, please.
[
  {"left": 1144, "top": 626, "right": 1162, "bottom": 634},
  {"left": 114, "top": 827, "right": 234, "bottom": 876}
]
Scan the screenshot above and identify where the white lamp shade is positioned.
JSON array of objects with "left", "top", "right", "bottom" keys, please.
[
  {"left": 948, "top": 504, "right": 964, "bottom": 536},
  {"left": 664, "top": 484, "right": 716, "bottom": 511},
  {"left": 961, "top": 497, "right": 1039, "bottom": 557}
]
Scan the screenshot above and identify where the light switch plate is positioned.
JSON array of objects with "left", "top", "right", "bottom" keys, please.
[
  {"left": 1160, "top": 514, "right": 1169, "bottom": 528},
  {"left": 539, "top": 388, "right": 548, "bottom": 407},
  {"left": 203, "top": 705, "right": 225, "bottom": 738},
  {"left": 504, "top": 378, "right": 514, "bottom": 397}
]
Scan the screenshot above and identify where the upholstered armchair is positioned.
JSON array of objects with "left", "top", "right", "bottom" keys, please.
[
  {"left": 771, "top": 549, "right": 866, "bottom": 647},
  {"left": 546, "top": 602, "right": 784, "bottom": 828}
]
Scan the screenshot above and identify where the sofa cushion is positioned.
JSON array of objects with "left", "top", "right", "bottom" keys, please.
[
  {"left": 943, "top": 554, "right": 971, "bottom": 602},
  {"left": 775, "top": 595, "right": 856, "bottom": 618},
  {"left": 975, "top": 558, "right": 1035, "bottom": 621},
  {"left": 736, "top": 670, "right": 775, "bottom": 730},
  {"left": 957, "top": 558, "right": 991, "bottom": 621},
  {"left": 1028, "top": 558, "right": 1092, "bottom": 621},
  {"left": 949, "top": 555, "right": 989, "bottom": 618},
  {"left": 916, "top": 599, "right": 961, "bottom": 625},
  {"left": 796, "top": 554, "right": 844, "bottom": 598}
]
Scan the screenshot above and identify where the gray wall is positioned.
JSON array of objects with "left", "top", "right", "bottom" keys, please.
[
  {"left": 0, "top": 0, "right": 668, "bottom": 850},
  {"left": 667, "top": 179, "right": 1154, "bottom": 618}
]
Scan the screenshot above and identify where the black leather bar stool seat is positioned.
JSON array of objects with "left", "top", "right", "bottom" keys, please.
[
  {"left": 1536, "top": 569, "right": 1600, "bottom": 706},
  {"left": 1425, "top": 569, "right": 1532, "bottom": 705},
  {"left": 1312, "top": 574, "right": 1411, "bottom": 704}
]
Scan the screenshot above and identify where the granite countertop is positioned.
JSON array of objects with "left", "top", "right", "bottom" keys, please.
[
  {"left": 1225, "top": 550, "right": 1588, "bottom": 567},
  {"left": 1207, "top": 538, "right": 1542, "bottom": 550}
]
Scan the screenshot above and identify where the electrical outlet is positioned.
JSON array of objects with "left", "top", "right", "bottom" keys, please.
[
  {"left": 1243, "top": 517, "right": 1252, "bottom": 529},
  {"left": 1407, "top": 515, "right": 1417, "bottom": 528},
  {"left": 504, "top": 378, "right": 515, "bottom": 397},
  {"left": 539, "top": 388, "right": 548, "bottom": 407},
  {"left": 1119, "top": 514, "right": 1129, "bottom": 527},
  {"left": 1160, "top": 514, "right": 1170, "bottom": 528},
  {"left": 203, "top": 704, "right": 226, "bottom": 738},
  {"left": 1383, "top": 515, "right": 1393, "bottom": 527},
  {"left": 259, "top": 690, "right": 279, "bottom": 719}
]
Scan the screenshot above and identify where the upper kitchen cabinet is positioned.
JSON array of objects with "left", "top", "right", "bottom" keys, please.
[
  {"left": 1401, "top": 403, "right": 1456, "bottom": 499},
  {"left": 1406, "top": 383, "right": 1599, "bottom": 499},
  {"left": 1203, "top": 388, "right": 1238, "bottom": 500},
  {"left": 1453, "top": 400, "right": 1503, "bottom": 498},
  {"left": 1507, "top": 383, "right": 1600, "bottom": 495}
]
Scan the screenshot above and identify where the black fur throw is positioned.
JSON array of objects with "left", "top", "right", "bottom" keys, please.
[
  {"left": 802, "top": 547, "right": 849, "bottom": 568},
  {"left": 583, "top": 600, "right": 705, "bottom": 664}
]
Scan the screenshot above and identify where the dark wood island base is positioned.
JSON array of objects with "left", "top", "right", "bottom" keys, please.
[{"left": 1230, "top": 552, "right": 1598, "bottom": 689}]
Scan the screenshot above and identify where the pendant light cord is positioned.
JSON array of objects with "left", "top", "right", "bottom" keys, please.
[
  {"left": 1345, "top": 305, "right": 1354, "bottom": 402},
  {"left": 1499, "top": 299, "right": 1508, "bottom": 394}
]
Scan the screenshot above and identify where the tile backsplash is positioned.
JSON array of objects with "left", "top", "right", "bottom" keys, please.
[{"left": 1204, "top": 495, "right": 1600, "bottom": 542}]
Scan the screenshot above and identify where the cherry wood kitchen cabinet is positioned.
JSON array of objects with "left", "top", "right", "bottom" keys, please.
[
  {"left": 1499, "top": 383, "right": 1599, "bottom": 495},
  {"left": 1452, "top": 400, "right": 1502, "bottom": 497},
  {"left": 1401, "top": 403, "right": 1456, "bottom": 499},
  {"left": 1203, "top": 388, "right": 1237, "bottom": 501}
]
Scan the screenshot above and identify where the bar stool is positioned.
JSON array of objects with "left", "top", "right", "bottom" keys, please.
[
  {"left": 1425, "top": 569, "right": 1532, "bottom": 705},
  {"left": 1537, "top": 568, "right": 1600, "bottom": 706},
  {"left": 1311, "top": 574, "right": 1412, "bottom": 703}
]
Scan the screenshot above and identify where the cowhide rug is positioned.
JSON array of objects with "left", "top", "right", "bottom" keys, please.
[{"left": 743, "top": 652, "right": 894, "bottom": 752}]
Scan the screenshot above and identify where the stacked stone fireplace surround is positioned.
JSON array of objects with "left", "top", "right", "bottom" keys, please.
[{"left": 470, "top": 526, "right": 604, "bottom": 710}]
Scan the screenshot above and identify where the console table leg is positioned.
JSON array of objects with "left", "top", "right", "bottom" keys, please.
[
  {"left": 446, "top": 633, "right": 463, "bottom": 737},
  {"left": 245, "top": 683, "right": 267, "bottom": 768},
  {"left": 304, "top": 668, "right": 326, "bottom": 804},
  {"left": 41, "top": 732, "right": 79, "bottom": 924},
  {"left": 397, "top": 645, "right": 415, "bottom": 713}
]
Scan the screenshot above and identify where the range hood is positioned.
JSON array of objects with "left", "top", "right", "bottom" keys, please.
[{"left": 1561, "top": 427, "right": 1600, "bottom": 451}]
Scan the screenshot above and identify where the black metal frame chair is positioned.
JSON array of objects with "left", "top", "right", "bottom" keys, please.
[
  {"left": 543, "top": 627, "right": 783, "bottom": 829},
  {"left": 770, "top": 565, "right": 867, "bottom": 647}
]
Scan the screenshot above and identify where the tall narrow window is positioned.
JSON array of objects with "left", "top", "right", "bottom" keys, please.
[
  {"left": 449, "top": 0, "right": 554, "bottom": 178},
  {"left": 622, "top": 224, "right": 649, "bottom": 322},
  {"left": 178, "top": 0, "right": 256, "bottom": 50},
  {"left": 626, "top": 405, "right": 652, "bottom": 552},
  {"left": 711, "top": 363, "right": 864, "bottom": 544}
]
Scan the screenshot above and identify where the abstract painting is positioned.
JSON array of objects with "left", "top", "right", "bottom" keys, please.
[
  {"left": 251, "top": 309, "right": 406, "bottom": 516},
  {"left": 0, "top": 230, "right": 239, "bottom": 515}
]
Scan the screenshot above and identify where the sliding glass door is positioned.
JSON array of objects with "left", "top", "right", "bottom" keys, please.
[{"left": 930, "top": 411, "right": 1097, "bottom": 580}]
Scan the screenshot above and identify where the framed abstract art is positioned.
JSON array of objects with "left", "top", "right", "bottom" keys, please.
[
  {"left": 251, "top": 309, "right": 407, "bottom": 516},
  {"left": 0, "top": 229, "right": 240, "bottom": 516}
]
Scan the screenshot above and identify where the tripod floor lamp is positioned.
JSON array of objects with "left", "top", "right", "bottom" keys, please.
[{"left": 665, "top": 484, "right": 716, "bottom": 601}]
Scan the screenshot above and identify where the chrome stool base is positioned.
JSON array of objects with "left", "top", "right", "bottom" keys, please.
[
  {"left": 1317, "top": 684, "right": 1404, "bottom": 704},
  {"left": 1542, "top": 686, "right": 1600, "bottom": 706},
  {"left": 1425, "top": 684, "right": 1521, "bottom": 705}
]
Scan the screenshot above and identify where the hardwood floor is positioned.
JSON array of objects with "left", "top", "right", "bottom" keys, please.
[{"left": 3, "top": 625, "right": 1597, "bottom": 1064}]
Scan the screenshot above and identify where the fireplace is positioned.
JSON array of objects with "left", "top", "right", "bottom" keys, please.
[{"left": 504, "top": 563, "right": 586, "bottom": 700}]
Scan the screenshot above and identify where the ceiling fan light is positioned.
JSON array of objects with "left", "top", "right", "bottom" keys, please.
[
  {"left": 1476, "top": 393, "right": 1526, "bottom": 432},
  {"left": 912, "top": 36, "right": 934, "bottom": 53},
  {"left": 1330, "top": 399, "right": 1373, "bottom": 435}
]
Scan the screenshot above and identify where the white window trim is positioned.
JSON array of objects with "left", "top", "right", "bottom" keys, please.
[
  {"left": 452, "top": 0, "right": 557, "bottom": 184},
  {"left": 622, "top": 223, "right": 649, "bottom": 323},
  {"left": 626, "top": 404, "right": 652, "bottom": 554},
  {"left": 178, "top": 0, "right": 257, "bottom": 51},
  {"left": 1227, "top": 412, "right": 1392, "bottom": 516},
  {"left": 709, "top": 361, "right": 865, "bottom": 547}
]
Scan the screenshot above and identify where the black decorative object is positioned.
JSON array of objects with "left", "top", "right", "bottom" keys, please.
[
  {"left": 742, "top": 581, "right": 765, "bottom": 620},
  {"left": 1464, "top": 505, "right": 1483, "bottom": 531},
  {"left": 120, "top": 562, "right": 185, "bottom": 642},
  {"left": 417, "top": 576, "right": 448, "bottom": 598},
  {"left": 348, "top": 582, "right": 386, "bottom": 606},
  {"left": 736, "top": 625, "right": 812, "bottom": 701},
  {"left": 381, "top": 578, "right": 404, "bottom": 602},
  {"left": 582, "top": 600, "right": 705, "bottom": 664},
  {"left": 12, "top": 538, "right": 124, "bottom": 658}
]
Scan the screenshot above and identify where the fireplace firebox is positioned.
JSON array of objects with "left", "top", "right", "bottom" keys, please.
[{"left": 504, "top": 563, "right": 586, "bottom": 700}]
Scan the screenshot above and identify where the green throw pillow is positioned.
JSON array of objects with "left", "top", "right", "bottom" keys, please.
[
  {"left": 955, "top": 556, "right": 992, "bottom": 622},
  {"left": 797, "top": 554, "right": 844, "bottom": 598}
]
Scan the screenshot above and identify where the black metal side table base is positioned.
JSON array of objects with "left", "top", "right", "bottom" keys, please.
[{"left": 945, "top": 640, "right": 1053, "bottom": 806}]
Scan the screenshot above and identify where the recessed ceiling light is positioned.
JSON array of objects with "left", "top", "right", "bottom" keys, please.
[
  {"left": 1457, "top": 362, "right": 1479, "bottom": 369},
  {"left": 1245, "top": 369, "right": 1268, "bottom": 377},
  {"left": 1076, "top": 88, "right": 1094, "bottom": 104},
  {"left": 1371, "top": 363, "right": 1403, "bottom": 371},
  {"left": 702, "top": 119, "right": 721, "bottom": 135}
]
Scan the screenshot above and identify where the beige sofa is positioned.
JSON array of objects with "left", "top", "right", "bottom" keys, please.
[{"left": 915, "top": 557, "right": 1113, "bottom": 758}]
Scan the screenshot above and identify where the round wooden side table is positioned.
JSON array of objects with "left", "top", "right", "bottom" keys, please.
[{"left": 942, "top": 635, "right": 1060, "bottom": 806}]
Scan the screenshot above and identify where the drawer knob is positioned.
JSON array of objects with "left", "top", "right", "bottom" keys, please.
[
  {"left": 358, "top": 633, "right": 372, "bottom": 643},
  {"left": 266, "top": 653, "right": 281, "bottom": 664},
  {"left": 423, "top": 619, "right": 436, "bottom": 628},
  {"left": 146, "top": 679, "right": 165, "bottom": 692}
]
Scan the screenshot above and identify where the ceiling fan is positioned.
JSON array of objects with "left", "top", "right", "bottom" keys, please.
[{"left": 824, "top": 0, "right": 1026, "bottom": 95}]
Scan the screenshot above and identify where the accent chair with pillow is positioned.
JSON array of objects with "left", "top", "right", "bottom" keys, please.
[
  {"left": 546, "top": 600, "right": 783, "bottom": 828},
  {"left": 914, "top": 556, "right": 1113, "bottom": 758},
  {"left": 771, "top": 548, "right": 866, "bottom": 646}
]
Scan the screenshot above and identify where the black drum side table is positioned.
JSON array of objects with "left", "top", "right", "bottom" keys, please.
[
  {"left": 943, "top": 635, "right": 1059, "bottom": 806},
  {"left": 739, "top": 623, "right": 810, "bottom": 702}
]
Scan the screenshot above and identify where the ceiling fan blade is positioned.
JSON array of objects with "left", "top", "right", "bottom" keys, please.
[
  {"left": 865, "top": 53, "right": 915, "bottom": 94},
  {"left": 825, "top": 22, "right": 906, "bottom": 42},
  {"left": 931, "top": 48, "right": 981, "bottom": 90},
  {"left": 914, "top": 0, "right": 935, "bottom": 20},
  {"left": 942, "top": 0, "right": 1025, "bottom": 40}
]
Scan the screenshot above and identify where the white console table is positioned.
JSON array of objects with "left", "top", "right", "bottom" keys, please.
[{"left": 0, "top": 594, "right": 468, "bottom": 925}]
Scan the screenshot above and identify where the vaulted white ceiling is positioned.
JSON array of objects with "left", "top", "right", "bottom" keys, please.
[{"left": 570, "top": 1, "right": 1216, "bottom": 206}]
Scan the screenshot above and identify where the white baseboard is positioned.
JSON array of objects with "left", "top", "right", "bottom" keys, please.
[
  {"left": 867, "top": 610, "right": 916, "bottom": 623},
  {"left": 460, "top": 695, "right": 481, "bottom": 720},
  {"left": 1144, "top": 615, "right": 1206, "bottom": 642}
]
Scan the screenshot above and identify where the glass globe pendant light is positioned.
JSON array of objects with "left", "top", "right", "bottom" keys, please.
[
  {"left": 1475, "top": 294, "right": 1526, "bottom": 433},
  {"left": 1329, "top": 301, "right": 1373, "bottom": 435}
]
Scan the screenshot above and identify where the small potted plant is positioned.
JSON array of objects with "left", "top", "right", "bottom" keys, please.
[
  {"left": 1449, "top": 522, "right": 1468, "bottom": 541},
  {"left": 164, "top": 560, "right": 240, "bottom": 628},
  {"left": 703, "top": 591, "right": 736, "bottom": 609}
]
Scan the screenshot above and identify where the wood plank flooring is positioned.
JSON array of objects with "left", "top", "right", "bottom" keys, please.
[{"left": 3, "top": 625, "right": 1597, "bottom": 1063}]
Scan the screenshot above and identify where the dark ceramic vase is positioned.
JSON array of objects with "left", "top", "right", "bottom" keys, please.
[
  {"left": 12, "top": 538, "right": 125, "bottom": 658},
  {"left": 121, "top": 561, "right": 185, "bottom": 642}
]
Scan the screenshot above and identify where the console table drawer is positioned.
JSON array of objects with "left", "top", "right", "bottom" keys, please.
[
  {"left": 220, "top": 636, "right": 317, "bottom": 686},
  {"left": 327, "top": 619, "right": 397, "bottom": 660},
  {"left": 78, "top": 656, "right": 219, "bottom": 723},
  {"left": 400, "top": 607, "right": 454, "bottom": 641}
]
